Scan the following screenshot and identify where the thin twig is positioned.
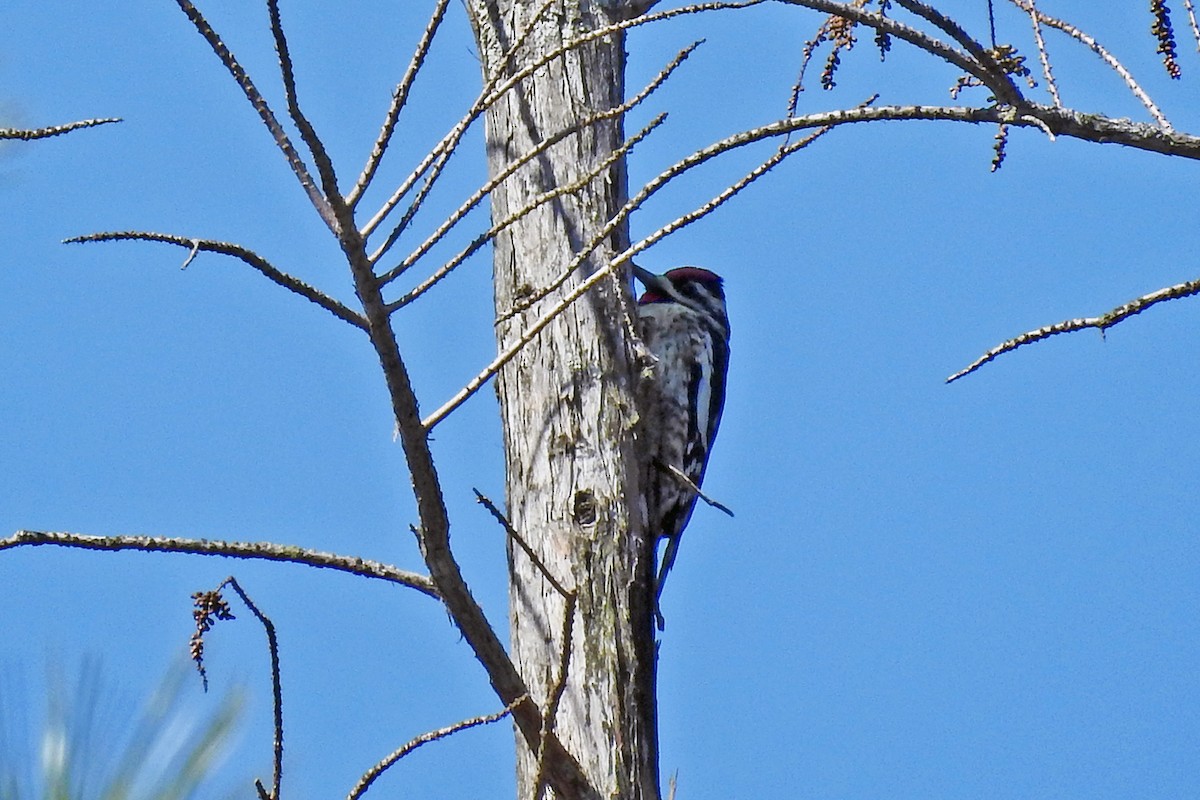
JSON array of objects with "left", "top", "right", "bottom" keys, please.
[
  {"left": 1018, "top": 112, "right": 1054, "bottom": 140},
  {"left": 181, "top": 238, "right": 202, "bottom": 270},
  {"left": 1184, "top": 0, "right": 1200, "bottom": 51},
  {"left": 0, "top": 118, "right": 121, "bottom": 141},
  {"left": 64, "top": 231, "right": 368, "bottom": 330},
  {"left": 1023, "top": 0, "right": 1061, "bottom": 107},
  {"left": 662, "top": 463, "right": 735, "bottom": 517},
  {"left": 1005, "top": 0, "right": 1172, "bottom": 129},
  {"left": 347, "top": 0, "right": 452, "bottom": 207},
  {"left": 1, "top": 530, "right": 439, "bottom": 598},
  {"left": 473, "top": 490, "right": 574, "bottom": 597},
  {"left": 946, "top": 273, "right": 1200, "bottom": 383},
  {"left": 266, "top": 0, "right": 341, "bottom": 203},
  {"left": 171, "top": 0, "right": 339, "bottom": 232},
  {"left": 346, "top": 698, "right": 523, "bottom": 800},
  {"left": 532, "top": 593, "right": 578, "bottom": 800},
  {"left": 220, "top": 577, "right": 284, "bottom": 800}
]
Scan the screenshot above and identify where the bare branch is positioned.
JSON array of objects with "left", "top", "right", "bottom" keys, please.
[
  {"left": 501, "top": 104, "right": 847, "bottom": 325},
  {"left": 358, "top": 0, "right": 766, "bottom": 242},
  {"left": 784, "top": 0, "right": 1176, "bottom": 133},
  {"left": 371, "top": 104, "right": 614, "bottom": 279},
  {"left": 347, "top": 698, "right": 523, "bottom": 800},
  {"left": 358, "top": 0, "right": 566, "bottom": 242},
  {"left": 425, "top": 94, "right": 1200, "bottom": 428},
  {"left": 425, "top": 128, "right": 840, "bottom": 432},
  {"left": 353, "top": 0, "right": 560, "bottom": 252},
  {"left": 0, "top": 118, "right": 121, "bottom": 140},
  {"left": 346, "top": 0, "right": 452, "bottom": 207},
  {"left": 776, "top": 0, "right": 998, "bottom": 92},
  {"left": 2, "top": 530, "right": 439, "bottom": 599},
  {"left": 171, "top": 0, "right": 339, "bottom": 231},
  {"left": 420, "top": 261, "right": 618, "bottom": 431},
  {"left": 266, "top": 0, "right": 341, "bottom": 202},
  {"left": 892, "top": 0, "right": 1023, "bottom": 105},
  {"left": 64, "top": 231, "right": 368, "bottom": 330},
  {"left": 384, "top": 113, "right": 666, "bottom": 311},
  {"left": 946, "top": 274, "right": 1200, "bottom": 383},
  {"left": 1005, "top": 0, "right": 1172, "bottom": 129},
  {"left": 639, "top": 102, "right": 1200, "bottom": 162},
  {"left": 220, "top": 577, "right": 284, "bottom": 800},
  {"left": 623, "top": 123, "right": 837, "bottom": 264},
  {"left": 372, "top": 40, "right": 700, "bottom": 277}
]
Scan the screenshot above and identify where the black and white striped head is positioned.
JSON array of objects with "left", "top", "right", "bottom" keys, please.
[{"left": 632, "top": 265, "right": 729, "bottom": 338}]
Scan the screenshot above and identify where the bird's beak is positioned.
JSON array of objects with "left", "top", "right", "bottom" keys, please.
[{"left": 632, "top": 264, "right": 668, "bottom": 292}]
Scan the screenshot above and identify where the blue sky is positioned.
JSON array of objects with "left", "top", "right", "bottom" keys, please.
[{"left": 3, "top": 1, "right": 1199, "bottom": 798}]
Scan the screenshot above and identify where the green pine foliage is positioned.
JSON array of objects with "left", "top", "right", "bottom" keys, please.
[{"left": 0, "top": 660, "right": 244, "bottom": 800}]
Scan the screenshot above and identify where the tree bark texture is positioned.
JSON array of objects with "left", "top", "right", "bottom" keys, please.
[{"left": 466, "top": 1, "right": 659, "bottom": 798}]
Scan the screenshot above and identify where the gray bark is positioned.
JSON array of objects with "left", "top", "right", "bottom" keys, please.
[{"left": 465, "top": 1, "right": 660, "bottom": 798}]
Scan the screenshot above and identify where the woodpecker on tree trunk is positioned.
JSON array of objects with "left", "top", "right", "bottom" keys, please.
[{"left": 633, "top": 264, "right": 731, "bottom": 629}]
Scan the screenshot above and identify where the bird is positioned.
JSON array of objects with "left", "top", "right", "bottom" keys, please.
[{"left": 632, "top": 264, "right": 731, "bottom": 628}]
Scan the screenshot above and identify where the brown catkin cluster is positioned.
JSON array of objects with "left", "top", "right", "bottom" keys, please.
[
  {"left": 1150, "top": 0, "right": 1182, "bottom": 78},
  {"left": 190, "top": 589, "right": 236, "bottom": 690}
]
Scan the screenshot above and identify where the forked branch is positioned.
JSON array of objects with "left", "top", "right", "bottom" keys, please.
[
  {"left": 266, "top": 0, "right": 341, "bottom": 202},
  {"left": 1005, "top": 0, "right": 1172, "bottom": 129},
  {"left": 893, "top": 0, "right": 1023, "bottom": 105}
]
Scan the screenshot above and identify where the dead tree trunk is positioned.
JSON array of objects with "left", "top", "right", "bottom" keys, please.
[{"left": 465, "top": 1, "right": 659, "bottom": 797}]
